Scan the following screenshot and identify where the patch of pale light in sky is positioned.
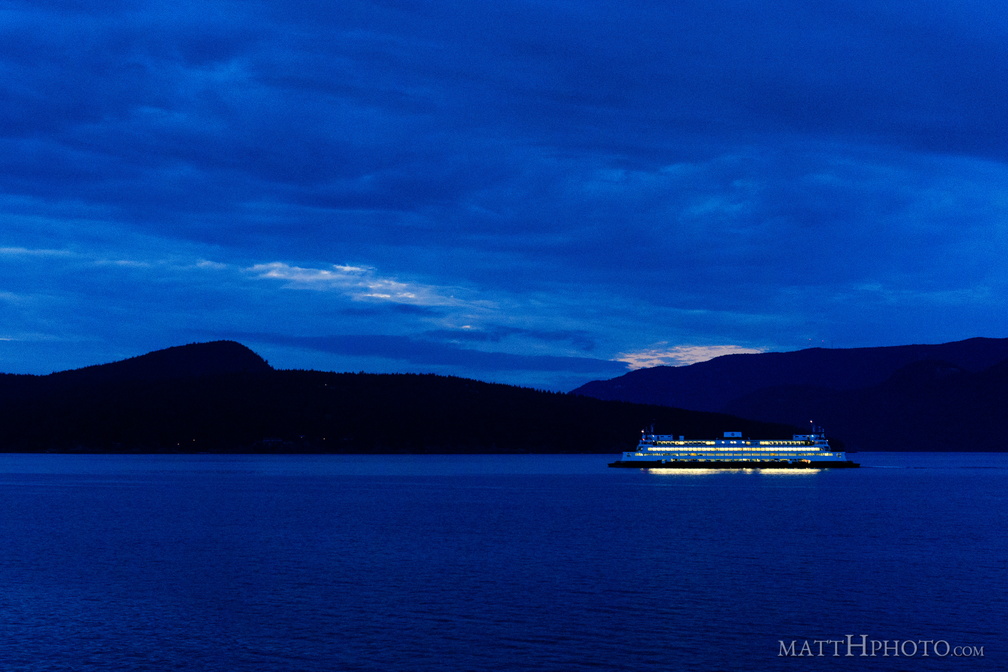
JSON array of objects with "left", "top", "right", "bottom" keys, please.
[
  {"left": 0, "top": 247, "right": 74, "bottom": 258},
  {"left": 615, "top": 344, "right": 766, "bottom": 369},
  {"left": 94, "top": 259, "right": 154, "bottom": 268},
  {"left": 247, "top": 261, "right": 466, "bottom": 307},
  {"left": 195, "top": 260, "right": 229, "bottom": 270}
]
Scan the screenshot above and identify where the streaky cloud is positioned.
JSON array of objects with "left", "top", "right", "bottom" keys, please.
[
  {"left": 0, "top": 246, "right": 74, "bottom": 258},
  {"left": 248, "top": 261, "right": 469, "bottom": 307}
]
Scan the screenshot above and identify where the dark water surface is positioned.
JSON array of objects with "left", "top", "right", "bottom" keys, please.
[{"left": 1, "top": 453, "right": 1004, "bottom": 671}]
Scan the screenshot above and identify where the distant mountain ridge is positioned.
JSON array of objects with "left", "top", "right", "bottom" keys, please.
[
  {"left": 572, "top": 337, "right": 1008, "bottom": 451},
  {"left": 722, "top": 358, "right": 1008, "bottom": 451},
  {"left": 0, "top": 341, "right": 793, "bottom": 453}
]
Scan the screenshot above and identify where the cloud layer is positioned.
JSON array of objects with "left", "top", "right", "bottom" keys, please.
[{"left": 2, "top": 1, "right": 1007, "bottom": 388}]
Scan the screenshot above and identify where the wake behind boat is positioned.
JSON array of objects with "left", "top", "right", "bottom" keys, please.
[{"left": 609, "top": 425, "right": 859, "bottom": 469}]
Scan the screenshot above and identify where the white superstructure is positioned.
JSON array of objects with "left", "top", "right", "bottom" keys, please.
[{"left": 612, "top": 425, "right": 853, "bottom": 466}]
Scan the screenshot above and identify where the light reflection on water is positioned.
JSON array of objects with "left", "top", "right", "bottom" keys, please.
[{"left": 645, "top": 467, "right": 822, "bottom": 475}]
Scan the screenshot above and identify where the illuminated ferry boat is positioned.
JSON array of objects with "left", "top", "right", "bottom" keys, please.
[{"left": 609, "top": 425, "right": 859, "bottom": 469}]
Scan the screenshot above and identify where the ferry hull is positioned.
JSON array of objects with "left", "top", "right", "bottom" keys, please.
[{"left": 608, "top": 459, "right": 860, "bottom": 469}]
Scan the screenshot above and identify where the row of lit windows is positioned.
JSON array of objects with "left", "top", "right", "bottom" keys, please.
[
  {"left": 651, "top": 441, "right": 814, "bottom": 448},
  {"left": 651, "top": 440, "right": 718, "bottom": 446},
  {"left": 648, "top": 446, "right": 821, "bottom": 453}
]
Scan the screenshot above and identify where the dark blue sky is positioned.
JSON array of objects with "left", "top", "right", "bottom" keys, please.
[{"left": 3, "top": 1, "right": 1007, "bottom": 389}]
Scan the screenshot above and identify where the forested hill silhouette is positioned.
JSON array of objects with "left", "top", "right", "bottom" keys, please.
[
  {"left": 48, "top": 341, "right": 273, "bottom": 384},
  {"left": 0, "top": 342, "right": 793, "bottom": 453},
  {"left": 572, "top": 337, "right": 1008, "bottom": 451},
  {"left": 0, "top": 341, "right": 272, "bottom": 400}
]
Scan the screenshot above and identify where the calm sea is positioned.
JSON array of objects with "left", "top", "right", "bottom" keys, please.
[{"left": 0, "top": 452, "right": 1004, "bottom": 671}]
